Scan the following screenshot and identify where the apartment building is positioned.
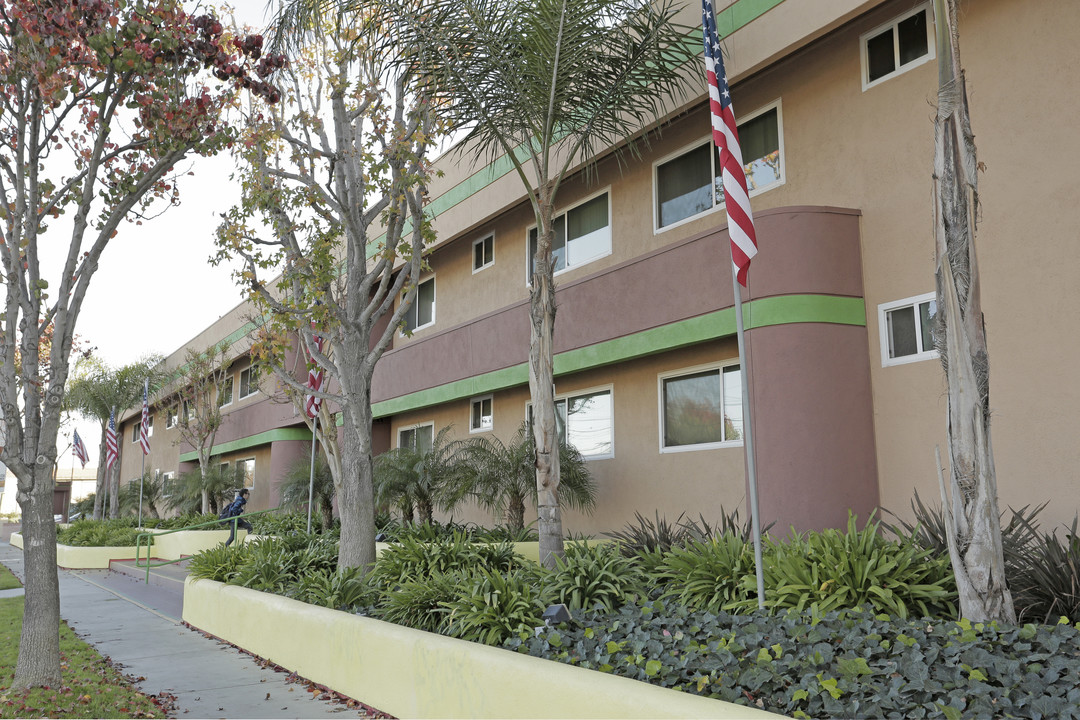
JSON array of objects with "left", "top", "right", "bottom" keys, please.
[{"left": 118, "top": 0, "right": 1080, "bottom": 535}]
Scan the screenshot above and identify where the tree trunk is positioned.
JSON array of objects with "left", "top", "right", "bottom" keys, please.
[
  {"left": 932, "top": 0, "right": 1014, "bottom": 623},
  {"left": 338, "top": 393, "right": 376, "bottom": 571},
  {"left": 531, "top": 188, "right": 563, "bottom": 568},
  {"left": 14, "top": 465, "right": 62, "bottom": 688},
  {"left": 108, "top": 464, "right": 120, "bottom": 519},
  {"left": 507, "top": 492, "right": 526, "bottom": 533}
]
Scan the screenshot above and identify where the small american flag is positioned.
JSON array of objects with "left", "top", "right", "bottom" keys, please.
[
  {"left": 72, "top": 429, "right": 89, "bottom": 468},
  {"left": 105, "top": 409, "right": 118, "bottom": 470},
  {"left": 702, "top": 0, "right": 758, "bottom": 287},
  {"left": 303, "top": 319, "right": 326, "bottom": 419},
  {"left": 138, "top": 379, "right": 151, "bottom": 455}
]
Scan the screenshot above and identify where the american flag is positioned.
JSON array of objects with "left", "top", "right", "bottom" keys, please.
[
  {"left": 303, "top": 319, "right": 326, "bottom": 419},
  {"left": 138, "top": 379, "right": 151, "bottom": 455},
  {"left": 72, "top": 429, "right": 89, "bottom": 468},
  {"left": 702, "top": 0, "right": 758, "bottom": 287},
  {"left": 105, "top": 409, "right": 118, "bottom": 470}
]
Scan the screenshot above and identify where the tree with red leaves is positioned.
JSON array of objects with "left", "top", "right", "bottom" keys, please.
[{"left": 0, "top": 0, "right": 282, "bottom": 688}]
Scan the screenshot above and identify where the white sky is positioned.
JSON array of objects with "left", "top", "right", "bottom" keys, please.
[{"left": 58, "top": 0, "right": 276, "bottom": 470}]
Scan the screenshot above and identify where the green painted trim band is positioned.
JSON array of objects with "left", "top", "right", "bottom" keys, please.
[
  {"left": 178, "top": 427, "right": 312, "bottom": 463},
  {"left": 371, "top": 293, "right": 864, "bottom": 418}
]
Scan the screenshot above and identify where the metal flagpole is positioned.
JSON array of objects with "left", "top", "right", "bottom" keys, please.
[
  {"left": 307, "top": 412, "right": 318, "bottom": 533},
  {"left": 138, "top": 450, "right": 144, "bottom": 527},
  {"left": 732, "top": 269, "right": 765, "bottom": 609}
]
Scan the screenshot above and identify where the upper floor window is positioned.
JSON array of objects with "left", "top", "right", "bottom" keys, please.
[
  {"left": 183, "top": 400, "right": 195, "bottom": 423},
  {"left": 166, "top": 406, "right": 178, "bottom": 429},
  {"left": 861, "top": 4, "right": 934, "bottom": 90},
  {"left": 131, "top": 415, "right": 154, "bottom": 442},
  {"left": 219, "top": 376, "right": 234, "bottom": 407},
  {"left": 528, "top": 191, "right": 611, "bottom": 281},
  {"left": 398, "top": 423, "right": 434, "bottom": 452},
  {"left": 239, "top": 365, "right": 260, "bottom": 399},
  {"left": 660, "top": 363, "right": 743, "bottom": 451},
  {"left": 879, "top": 292, "right": 938, "bottom": 366},
  {"left": 654, "top": 101, "right": 784, "bottom": 231},
  {"left": 473, "top": 235, "right": 494, "bottom": 273},
  {"left": 402, "top": 276, "right": 436, "bottom": 334}
]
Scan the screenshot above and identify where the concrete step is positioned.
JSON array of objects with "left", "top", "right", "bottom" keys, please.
[{"left": 109, "top": 557, "right": 190, "bottom": 593}]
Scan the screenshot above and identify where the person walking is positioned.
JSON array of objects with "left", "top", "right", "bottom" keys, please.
[{"left": 222, "top": 488, "right": 253, "bottom": 547}]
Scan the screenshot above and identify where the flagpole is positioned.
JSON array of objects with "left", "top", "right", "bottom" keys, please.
[
  {"left": 732, "top": 269, "right": 765, "bottom": 609},
  {"left": 307, "top": 412, "right": 318, "bottom": 534}
]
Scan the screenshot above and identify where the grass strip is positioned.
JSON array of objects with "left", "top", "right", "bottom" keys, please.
[
  {"left": 0, "top": 565, "right": 20, "bottom": 591},
  {"left": 0, "top": 597, "right": 167, "bottom": 718}
]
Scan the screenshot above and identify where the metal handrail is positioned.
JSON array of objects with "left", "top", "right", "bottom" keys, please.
[{"left": 135, "top": 507, "right": 280, "bottom": 584}]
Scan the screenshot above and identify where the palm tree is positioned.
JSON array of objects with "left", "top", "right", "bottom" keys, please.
[
  {"left": 65, "top": 355, "right": 164, "bottom": 519},
  {"left": 278, "top": 449, "right": 336, "bottom": 532},
  {"left": 118, "top": 470, "right": 166, "bottom": 520},
  {"left": 272, "top": 0, "right": 695, "bottom": 568},
  {"left": 373, "top": 426, "right": 469, "bottom": 525},
  {"left": 456, "top": 422, "right": 596, "bottom": 532},
  {"left": 169, "top": 464, "right": 234, "bottom": 517}
]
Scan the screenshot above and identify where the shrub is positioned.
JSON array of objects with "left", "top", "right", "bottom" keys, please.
[
  {"left": 737, "top": 512, "right": 956, "bottom": 619},
  {"left": 56, "top": 519, "right": 149, "bottom": 547},
  {"left": 186, "top": 542, "right": 251, "bottom": 583},
  {"left": 379, "top": 572, "right": 464, "bottom": 635},
  {"left": 446, "top": 567, "right": 547, "bottom": 645},
  {"left": 1010, "top": 515, "right": 1080, "bottom": 623},
  {"left": 368, "top": 531, "right": 522, "bottom": 589},
  {"left": 286, "top": 567, "right": 376, "bottom": 611},
  {"left": 549, "top": 542, "right": 644, "bottom": 612},
  {"left": 655, "top": 533, "right": 756, "bottom": 613}
]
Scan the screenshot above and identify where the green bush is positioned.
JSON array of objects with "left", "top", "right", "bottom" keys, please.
[
  {"left": 655, "top": 532, "right": 756, "bottom": 613},
  {"left": 55, "top": 519, "right": 150, "bottom": 548},
  {"left": 187, "top": 542, "right": 250, "bottom": 583},
  {"left": 368, "top": 531, "right": 522, "bottom": 589},
  {"left": 1010, "top": 515, "right": 1080, "bottom": 624},
  {"left": 549, "top": 542, "right": 644, "bottom": 612},
  {"left": 285, "top": 567, "right": 376, "bottom": 611},
  {"left": 737, "top": 512, "right": 956, "bottom": 619},
  {"left": 446, "top": 567, "right": 547, "bottom": 645},
  {"left": 379, "top": 572, "right": 464, "bottom": 635}
]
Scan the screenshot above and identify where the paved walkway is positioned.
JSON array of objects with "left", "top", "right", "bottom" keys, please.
[{"left": 0, "top": 541, "right": 381, "bottom": 719}]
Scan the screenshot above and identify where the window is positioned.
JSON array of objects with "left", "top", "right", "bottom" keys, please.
[
  {"left": 131, "top": 415, "right": 154, "bottom": 442},
  {"left": 166, "top": 406, "right": 178, "bottom": 429},
  {"left": 238, "top": 458, "right": 255, "bottom": 489},
  {"left": 660, "top": 363, "right": 743, "bottom": 451},
  {"left": 472, "top": 235, "right": 494, "bottom": 273},
  {"left": 398, "top": 423, "right": 434, "bottom": 452},
  {"left": 879, "top": 292, "right": 938, "bottom": 366},
  {"left": 528, "top": 192, "right": 611, "bottom": 280},
  {"left": 655, "top": 102, "right": 784, "bottom": 231},
  {"left": 219, "top": 376, "right": 234, "bottom": 407},
  {"left": 528, "top": 388, "right": 613, "bottom": 459},
  {"left": 861, "top": 4, "right": 934, "bottom": 90},
  {"left": 402, "top": 277, "right": 435, "bottom": 334},
  {"left": 470, "top": 396, "right": 493, "bottom": 433},
  {"left": 162, "top": 471, "right": 174, "bottom": 498},
  {"left": 218, "top": 461, "right": 230, "bottom": 477},
  {"left": 183, "top": 400, "right": 195, "bottom": 423},
  {"left": 239, "top": 365, "right": 260, "bottom": 399}
]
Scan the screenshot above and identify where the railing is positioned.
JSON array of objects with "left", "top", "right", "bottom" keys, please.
[{"left": 134, "top": 507, "right": 280, "bottom": 584}]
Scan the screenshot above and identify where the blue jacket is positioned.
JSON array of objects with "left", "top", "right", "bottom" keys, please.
[{"left": 223, "top": 496, "right": 247, "bottom": 518}]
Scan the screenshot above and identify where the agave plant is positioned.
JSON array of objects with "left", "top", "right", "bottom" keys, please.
[{"left": 453, "top": 421, "right": 596, "bottom": 532}]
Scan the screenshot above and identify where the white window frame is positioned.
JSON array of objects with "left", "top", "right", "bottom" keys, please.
[
  {"left": 166, "top": 406, "right": 178, "bottom": 429},
  {"left": 470, "top": 395, "right": 493, "bottom": 433},
  {"left": 161, "top": 471, "right": 174, "bottom": 498},
  {"left": 658, "top": 361, "right": 744, "bottom": 454},
  {"left": 472, "top": 234, "right": 494, "bottom": 273},
  {"left": 401, "top": 275, "right": 436, "bottom": 335},
  {"left": 238, "top": 457, "right": 255, "bottom": 489},
  {"left": 878, "top": 292, "right": 939, "bottom": 367},
  {"left": 653, "top": 100, "right": 785, "bottom": 234},
  {"left": 526, "top": 384, "right": 615, "bottom": 461},
  {"left": 397, "top": 422, "right": 435, "bottom": 450},
  {"left": 238, "top": 365, "right": 260, "bottom": 400},
  {"left": 219, "top": 375, "right": 234, "bottom": 407},
  {"left": 131, "top": 415, "right": 154, "bottom": 443},
  {"left": 860, "top": 3, "right": 935, "bottom": 91},
  {"left": 526, "top": 188, "right": 612, "bottom": 285}
]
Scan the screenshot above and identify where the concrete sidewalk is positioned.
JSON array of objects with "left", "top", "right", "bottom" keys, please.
[{"left": 0, "top": 541, "right": 381, "bottom": 719}]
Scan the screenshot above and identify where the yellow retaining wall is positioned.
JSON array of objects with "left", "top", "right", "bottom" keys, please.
[
  {"left": 10, "top": 529, "right": 243, "bottom": 568},
  {"left": 183, "top": 578, "right": 780, "bottom": 719},
  {"left": 152, "top": 529, "right": 239, "bottom": 559},
  {"left": 9, "top": 532, "right": 21, "bottom": 549}
]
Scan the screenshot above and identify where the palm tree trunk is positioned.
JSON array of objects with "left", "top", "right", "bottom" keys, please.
[
  {"left": 531, "top": 184, "right": 563, "bottom": 568},
  {"left": 507, "top": 492, "right": 526, "bottom": 533},
  {"left": 932, "top": 0, "right": 1014, "bottom": 623}
]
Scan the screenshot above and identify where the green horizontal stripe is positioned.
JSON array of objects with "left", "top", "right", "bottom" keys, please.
[
  {"left": 178, "top": 427, "right": 312, "bottom": 463},
  {"left": 372, "top": 293, "right": 864, "bottom": 418}
]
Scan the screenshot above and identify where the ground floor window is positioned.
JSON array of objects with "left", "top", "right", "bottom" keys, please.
[
  {"left": 659, "top": 363, "right": 742, "bottom": 451},
  {"left": 528, "top": 387, "right": 613, "bottom": 459},
  {"left": 237, "top": 458, "right": 255, "bottom": 489},
  {"left": 399, "top": 423, "right": 434, "bottom": 452}
]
